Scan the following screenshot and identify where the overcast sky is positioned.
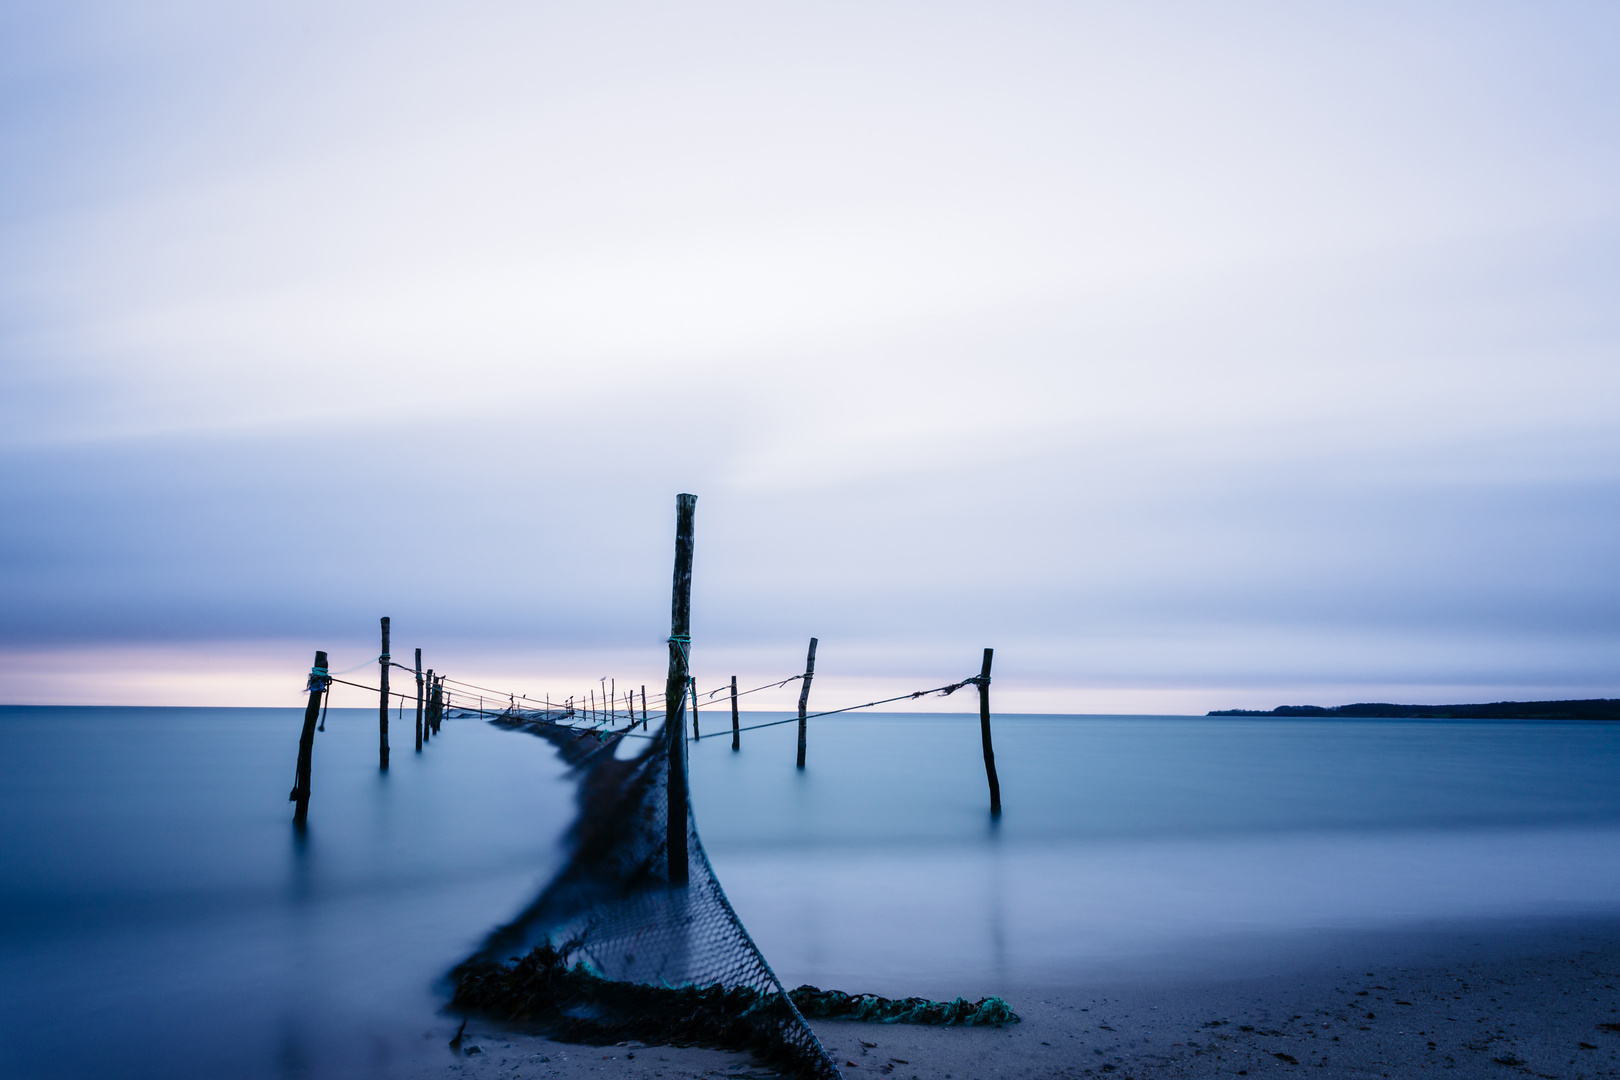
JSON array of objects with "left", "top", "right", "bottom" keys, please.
[{"left": 2, "top": 1, "right": 1617, "bottom": 711}]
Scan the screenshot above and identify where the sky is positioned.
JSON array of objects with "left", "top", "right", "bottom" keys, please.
[{"left": 1, "top": 0, "right": 1617, "bottom": 712}]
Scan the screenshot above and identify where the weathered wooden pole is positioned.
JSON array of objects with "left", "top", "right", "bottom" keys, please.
[
  {"left": 640, "top": 685, "right": 647, "bottom": 729},
  {"left": 666, "top": 493, "right": 697, "bottom": 886},
  {"left": 378, "top": 617, "right": 391, "bottom": 770},
  {"left": 291, "top": 649, "right": 327, "bottom": 826},
  {"left": 795, "top": 637, "right": 818, "bottom": 769},
  {"left": 730, "top": 675, "right": 740, "bottom": 751},
  {"left": 423, "top": 668, "right": 433, "bottom": 743},
  {"left": 414, "top": 648, "right": 424, "bottom": 752},
  {"left": 978, "top": 648, "right": 1001, "bottom": 816},
  {"left": 691, "top": 677, "right": 700, "bottom": 738}
]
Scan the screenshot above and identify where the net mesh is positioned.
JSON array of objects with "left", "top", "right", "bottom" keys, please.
[{"left": 453, "top": 713, "right": 843, "bottom": 1080}]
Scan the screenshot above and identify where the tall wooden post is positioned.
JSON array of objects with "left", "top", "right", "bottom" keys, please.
[
  {"left": 730, "top": 675, "right": 740, "bottom": 751},
  {"left": 291, "top": 650, "right": 327, "bottom": 826},
  {"left": 666, "top": 493, "right": 697, "bottom": 887},
  {"left": 640, "top": 685, "right": 647, "bottom": 729},
  {"left": 795, "top": 637, "right": 818, "bottom": 769},
  {"left": 378, "top": 617, "right": 391, "bottom": 770},
  {"left": 691, "top": 677, "right": 700, "bottom": 738},
  {"left": 414, "top": 648, "right": 424, "bottom": 752},
  {"left": 423, "top": 667, "right": 433, "bottom": 743},
  {"left": 978, "top": 648, "right": 1001, "bottom": 816}
]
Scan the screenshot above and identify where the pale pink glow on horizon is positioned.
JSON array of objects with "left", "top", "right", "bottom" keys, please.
[{"left": 1, "top": 641, "right": 1608, "bottom": 715}]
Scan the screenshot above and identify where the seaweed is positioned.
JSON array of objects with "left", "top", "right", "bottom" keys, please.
[
  {"left": 788, "top": 985, "right": 1019, "bottom": 1026},
  {"left": 452, "top": 941, "right": 1018, "bottom": 1062}
]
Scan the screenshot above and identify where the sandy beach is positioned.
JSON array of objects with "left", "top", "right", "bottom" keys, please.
[{"left": 424, "top": 920, "right": 1620, "bottom": 1080}]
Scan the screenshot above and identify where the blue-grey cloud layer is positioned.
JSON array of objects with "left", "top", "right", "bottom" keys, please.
[{"left": 2, "top": 1, "right": 1618, "bottom": 701}]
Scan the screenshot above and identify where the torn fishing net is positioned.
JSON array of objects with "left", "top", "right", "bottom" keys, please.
[{"left": 451, "top": 713, "right": 844, "bottom": 1080}]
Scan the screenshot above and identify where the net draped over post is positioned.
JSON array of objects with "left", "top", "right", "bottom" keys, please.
[{"left": 453, "top": 712, "right": 844, "bottom": 1080}]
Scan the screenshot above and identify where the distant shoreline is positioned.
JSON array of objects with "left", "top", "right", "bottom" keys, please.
[{"left": 1209, "top": 698, "right": 1620, "bottom": 720}]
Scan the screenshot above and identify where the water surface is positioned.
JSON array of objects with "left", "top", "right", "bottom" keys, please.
[{"left": 2, "top": 706, "right": 1618, "bottom": 1078}]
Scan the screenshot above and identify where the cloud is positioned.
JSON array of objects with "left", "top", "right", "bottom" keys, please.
[{"left": 2, "top": 1, "right": 1618, "bottom": 705}]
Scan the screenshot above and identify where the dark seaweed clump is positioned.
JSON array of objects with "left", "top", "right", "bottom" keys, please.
[
  {"left": 788, "top": 985, "right": 1019, "bottom": 1026},
  {"left": 452, "top": 941, "right": 1018, "bottom": 1056},
  {"left": 452, "top": 940, "right": 785, "bottom": 1053}
]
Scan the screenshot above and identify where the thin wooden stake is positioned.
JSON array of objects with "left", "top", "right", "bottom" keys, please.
[
  {"left": 291, "top": 649, "right": 327, "bottom": 827},
  {"left": 666, "top": 493, "right": 697, "bottom": 887},
  {"left": 379, "top": 617, "right": 391, "bottom": 771},
  {"left": 691, "top": 676, "right": 700, "bottom": 738},
  {"left": 414, "top": 648, "right": 424, "bottom": 752},
  {"left": 423, "top": 668, "right": 433, "bottom": 743},
  {"left": 641, "top": 685, "right": 647, "bottom": 729},
  {"left": 979, "top": 647, "right": 1001, "bottom": 816},
  {"left": 796, "top": 637, "right": 818, "bottom": 769},
  {"left": 730, "top": 674, "right": 739, "bottom": 751}
]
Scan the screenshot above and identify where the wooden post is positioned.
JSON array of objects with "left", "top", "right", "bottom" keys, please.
[
  {"left": 423, "top": 668, "right": 433, "bottom": 743},
  {"left": 611, "top": 678, "right": 616, "bottom": 725},
  {"left": 378, "top": 617, "right": 391, "bottom": 770},
  {"left": 795, "top": 637, "right": 818, "bottom": 769},
  {"left": 978, "top": 648, "right": 1001, "bottom": 816},
  {"left": 691, "top": 677, "right": 700, "bottom": 738},
  {"left": 291, "top": 650, "right": 327, "bottom": 826},
  {"left": 666, "top": 493, "right": 696, "bottom": 887},
  {"left": 414, "top": 648, "right": 424, "bottom": 752},
  {"left": 640, "top": 685, "right": 647, "bottom": 729},
  {"left": 730, "top": 674, "right": 739, "bottom": 751}
]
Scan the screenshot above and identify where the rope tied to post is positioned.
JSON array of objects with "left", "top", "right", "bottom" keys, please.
[{"left": 305, "top": 666, "right": 331, "bottom": 694}]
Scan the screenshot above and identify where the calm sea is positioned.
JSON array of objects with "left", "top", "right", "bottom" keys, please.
[{"left": 2, "top": 705, "right": 1618, "bottom": 1078}]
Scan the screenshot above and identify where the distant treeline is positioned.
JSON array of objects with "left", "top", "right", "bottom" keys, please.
[{"left": 1207, "top": 699, "right": 1620, "bottom": 720}]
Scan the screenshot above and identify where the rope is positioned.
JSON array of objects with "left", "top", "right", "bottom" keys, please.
[
  {"left": 325, "top": 675, "right": 422, "bottom": 707},
  {"left": 693, "top": 676, "right": 984, "bottom": 741},
  {"left": 325, "top": 656, "right": 388, "bottom": 677}
]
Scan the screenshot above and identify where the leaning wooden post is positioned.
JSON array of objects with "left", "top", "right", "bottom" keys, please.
[
  {"left": 378, "top": 617, "right": 391, "bottom": 770},
  {"left": 666, "top": 493, "right": 697, "bottom": 887},
  {"left": 978, "top": 647, "right": 1001, "bottom": 816},
  {"left": 730, "top": 674, "right": 740, "bottom": 751},
  {"left": 414, "top": 648, "right": 424, "bottom": 752},
  {"left": 795, "top": 637, "right": 818, "bottom": 769},
  {"left": 291, "top": 650, "right": 328, "bottom": 827}
]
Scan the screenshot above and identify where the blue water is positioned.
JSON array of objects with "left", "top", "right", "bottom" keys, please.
[{"left": 2, "top": 706, "right": 1619, "bottom": 1079}]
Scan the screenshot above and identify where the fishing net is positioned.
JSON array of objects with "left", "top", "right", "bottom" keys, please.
[{"left": 451, "top": 712, "right": 844, "bottom": 1080}]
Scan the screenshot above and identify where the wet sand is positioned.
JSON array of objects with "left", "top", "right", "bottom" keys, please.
[{"left": 424, "top": 921, "right": 1620, "bottom": 1080}]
